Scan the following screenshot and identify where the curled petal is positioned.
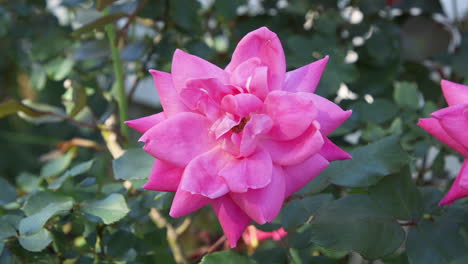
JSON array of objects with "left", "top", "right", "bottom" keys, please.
[
  {"left": 264, "top": 90, "right": 317, "bottom": 141},
  {"left": 441, "top": 80, "right": 468, "bottom": 106},
  {"left": 140, "top": 112, "right": 214, "bottom": 167},
  {"left": 212, "top": 196, "right": 251, "bottom": 248},
  {"left": 319, "top": 138, "right": 352, "bottom": 161},
  {"left": 149, "top": 70, "right": 188, "bottom": 116},
  {"left": 219, "top": 148, "right": 273, "bottom": 193},
  {"left": 226, "top": 27, "right": 286, "bottom": 91},
  {"left": 417, "top": 118, "right": 468, "bottom": 157},
  {"left": 284, "top": 56, "right": 329, "bottom": 93},
  {"left": 230, "top": 57, "right": 262, "bottom": 88},
  {"left": 170, "top": 188, "right": 211, "bottom": 217},
  {"left": 125, "top": 112, "right": 165, "bottom": 134},
  {"left": 143, "top": 160, "right": 183, "bottom": 192},
  {"left": 230, "top": 165, "right": 286, "bottom": 224},
  {"left": 240, "top": 114, "right": 273, "bottom": 157},
  {"left": 309, "top": 94, "right": 352, "bottom": 136},
  {"left": 180, "top": 147, "right": 232, "bottom": 199},
  {"left": 283, "top": 154, "right": 329, "bottom": 197},
  {"left": 221, "top": 93, "right": 263, "bottom": 118},
  {"left": 171, "top": 49, "right": 229, "bottom": 93},
  {"left": 431, "top": 104, "right": 468, "bottom": 150},
  {"left": 212, "top": 115, "right": 239, "bottom": 139},
  {"left": 248, "top": 66, "right": 269, "bottom": 100},
  {"left": 261, "top": 124, "right": 324, "bottom": 166},
  {"left": 439, "top": 160, "right": 468, "bottom": 206}
]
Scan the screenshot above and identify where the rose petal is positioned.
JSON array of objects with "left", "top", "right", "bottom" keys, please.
[
  {"left": 230, "top": 165, "right": 286, "bottom": 224},
  {"left": 219, "top": 148, "right": 273, "bottom": 193},
  {"left": 171, "top": 49, "right": 229, "bottom": 93},
  {"left": 230, "top": 57, "right": 262, "bottom": 88},
  {"left": 264, "top": 90, "right": 317, "bottom": 141},
  {"left": 170, "top": 188, "right": 211, "bottom": 217},
  {"left": 140, "top": 112, "right": 214, "bottom": 167},
  {"left": 212, "top": 196, "right": 251, "bottom": 248},
  {"left": 261, "top": 123, "right": 324, "bottom": 166},
  {"left": 283, "top": 56, "right": 329, "bottom": 93},
  {"left": 248, "top": 66, "right": 269, "bottom": 100},
  {"left": 180, "top": 147, "right": 232, "bottom": 199},
  {"left": 143, "top": 159, "right": 183, "bottom": 192},
  {"left": 431, "top": 104, "right": 468, "bottom": 150},
  {"left": 309, "top": 94, "right": 352, "bottom": 136},
  {"left": 125, "top": 112, "right": 165, "bottom": 134},
  {"left": 439, "top": 160, "right": 468, "bottom": 205},
  {"left": 417, "top": 118, "right": 468, "bottom": 157},
  {"left": 226, "top": 27, "right": 286, "bottom": 92},
  {"left": 319, "top": 138, "right": 352, "bottom": 161},
  {"left": 149, "top": 70, "right": 188, "bottom": 116},
  {"left": 283, "top": 154, "right": 329, "bottom": 197},
  {"left": 221, "top": 93, "right": 263, "bottom": 118},
  {"left": 239, "top": 114, "right": 273, "bottom": 157},
  {"left": 441, "top": 80, "right": 468, "bottom": 106}
]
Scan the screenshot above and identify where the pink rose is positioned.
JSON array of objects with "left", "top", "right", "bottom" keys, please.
[
  {"left": 126, "top": 27, "right": 351, "bottom": 247},
  {"left": 418, "top": 80, "right": 468, "bottom": 205}
]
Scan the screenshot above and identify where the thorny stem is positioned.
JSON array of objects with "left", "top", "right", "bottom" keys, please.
[{"left": 105, "top": 21, "right": 129, "bottom": 141}]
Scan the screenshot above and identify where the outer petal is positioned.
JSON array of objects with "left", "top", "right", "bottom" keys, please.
[
  {"left": 261, "top": 123, "right": 324, "bottom": 166},
  {"left": 441, "top": 80, "right": 468, "bottom": 106},
  {"left": 180, "top": 147, "right": 232, "bottom": 199},
  {"left": 125, "top": 112, "right": 165, "bottom": 134},
  {"left": 439, "top": 160, "right": 468, "bottom": 205},
  {"left": 212, "top": 196, "right": 251, "bottom": 248},
  {"left": 170, "top": 188, "right": 211, "bottom": 217},
  {"left": 264, "top": 90, "right": 317, "bottom": 141},
  {"left": 226, "top": 27, "right": 286, "bottom": 92},
  {"left": 139, "top": 112, "right": 214, "bottom": 167},
  {"left": 417, "top": 118, "right": 468, "bottom": 157},
  {"left": 219, "top": 148, "right": 273, "bottom": 193},
  {"left": 319, "top": 138, "right": 352, "bottom": 161},
  {"left": 230, "top": 165, "right": 286, "bottom": 224},
  {"left": 431, "top": 104, "right": 468, "bottom": 150},
  {"left": 171, "top": 49, "right": 229, "bottom": 93},
  {"left": 149, "top": 70, "right": 188, "bottom": 116},
  {"left": 283, "top": 56, "right": 329, "bottom": 93},
  {"left": 283, "top": 154, "right": 329, "bottom": 197},
  {"left": 221, "top": 93, "right": 263, "bottom": 118},
  {"left": 143, "top": 159, "right": 183, "bottom": 192},
  {"left": 309, "top": 93, "right": 352, "bottom": 136}
]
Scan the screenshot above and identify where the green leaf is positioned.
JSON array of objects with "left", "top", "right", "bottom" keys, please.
[
  {"left": 45, "top": 57, "right": 74, "bottom": 81},
  {"left": 16, "top": 172, "right": 41, "bottom": 193},
  {"left": 0, "top": 178, "right": 16, "bottom": 206},
  {"left": 171, "top": 0, "right": 201, "bottom": 33},
  {"left": 71, "top": 13, "right": 128, "bottom": 37},
  {"left": 328, "top": 136, "right": 408, "bottom": 187},
  {"left": 281, "top": 194, "right": 333, "bottom": 231},
  {"left": 406, "top": 208, "right": 468, "bottom": 264},
  {"left": 352, "top": 99, "right": 398, "bottom": 124},
  {"left": 96, "top": 0, "right": 119, "bottom": 11},
  {"left": 0, "top": 99, "right": 45, "bottom": 119},
  {"left": 23, "top": 192, "right": 73, "bottom": 216},
  {"left": 393, "top": 82, "right": 420, "bottom": 110},
  {"left": 19, "top": 199, "right": 73, "bottom": 236},
  {"left": 40, "top": 149, "right": 75, "bottom": 179},
  {"left": 0, "top": 221, "right": 16, "bottom": 240},
  {"left": 309, "top": 194, "right": 405, "bottom": 260},
  {"left": 81, "top": 193, "right": 130, "bottom": 224},
  {"left": 369, "top": 167, "right": 424, "bottom": 220},
  {"left": 19, "top": 228, "right": 53, "bottom": 252},
  {"left": 112, "top": 148, "right": 152, "bottom": 181},
  {"left": 18, "top": 100, "right": 66, "bottom": 124},
  {"left": 49, "top": 159, "right": 94, "bottom": 190},
  {"left": 62, "top": 84, "right": 87, "bottom": 117},
  {"left": 201, "top": 250, "right": 257, "bottom": 264}
]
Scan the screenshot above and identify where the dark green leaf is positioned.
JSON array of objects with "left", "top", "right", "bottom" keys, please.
[
  {"left": 40, "top": 149, "right": 75, "bottom": 179},
  {"left": 19, "top": 228, "right": 53, "bottom": 252},
  {"left": 309, "top": 194, "right": 405, "bottom": 260},
  {"left": 0, "top": 178, "right": 16, "bottom": 205},
  {"left": 0, "top": 221, "right": 16, "bottom": 240},
  {"left": 328, "top": 136, "right": 408, "bottom": 187},
  {"left": 16, "top": 172, "right": 41, "bottom": 193},
  {"left": 281, "top": 194, "right": 333, "bottom": 231},
  {"left": 393, "top": 82, "right": 420, "bottom": 110},
  {"left": 23, "top": 192, "right": 73, "bottom": 216},
  {"left": 49, "top": 159, "right": 94, "bottom": 190},
  {"left": 201, "top": 250, "right": 257, "bottom": 264},
  {"left": 81, "top": 193, "right": 130, "bottom": 224},
  {"left": 112, "top": 148, "right": 152, "bottom": 181}
]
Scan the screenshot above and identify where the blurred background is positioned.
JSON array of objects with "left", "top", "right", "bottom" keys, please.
[{"left": 1, "top": 0, "right": 468, "bottom": 263}]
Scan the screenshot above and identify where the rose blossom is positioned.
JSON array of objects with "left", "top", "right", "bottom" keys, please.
[
  {"left": 126, "top": 27, "right": 352, "bottom": 247},
  {"left": 418, "top": 80, "right": 468, "bottom": 205}
]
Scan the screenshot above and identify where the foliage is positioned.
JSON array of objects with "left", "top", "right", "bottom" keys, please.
[{"left": 1, "top": 0, "right": 468, "bottom": 263}]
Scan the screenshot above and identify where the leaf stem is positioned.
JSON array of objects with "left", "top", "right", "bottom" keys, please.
[{"left": 105, "top": 22, "right": 129, "bottom": 140}]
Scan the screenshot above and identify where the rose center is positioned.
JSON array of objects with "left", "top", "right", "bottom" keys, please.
[{"left": 231, "top": 116, "right": 250, "bottom": 133}]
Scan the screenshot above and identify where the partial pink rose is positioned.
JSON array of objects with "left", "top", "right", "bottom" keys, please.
[
  {"left": 418, "top": 80, "right": 468, "bottom": 205},
  {"left": 242, "top": 225, "right": 287, "bottom": 249},
  {"left": 126, "top": 27, "right": 352, "bottom": 247}
]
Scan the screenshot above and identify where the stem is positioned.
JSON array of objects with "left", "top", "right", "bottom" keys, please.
[{"left": 105, "top": 23, "right": 129, "bottom": 140}]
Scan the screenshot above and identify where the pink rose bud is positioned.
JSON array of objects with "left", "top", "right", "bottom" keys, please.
[
  {"left": 418, "top": 80, "right": 468, "bottom": 205},
  {"left": 126, "top": 27, "right": 352, "bottom": 247}
]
